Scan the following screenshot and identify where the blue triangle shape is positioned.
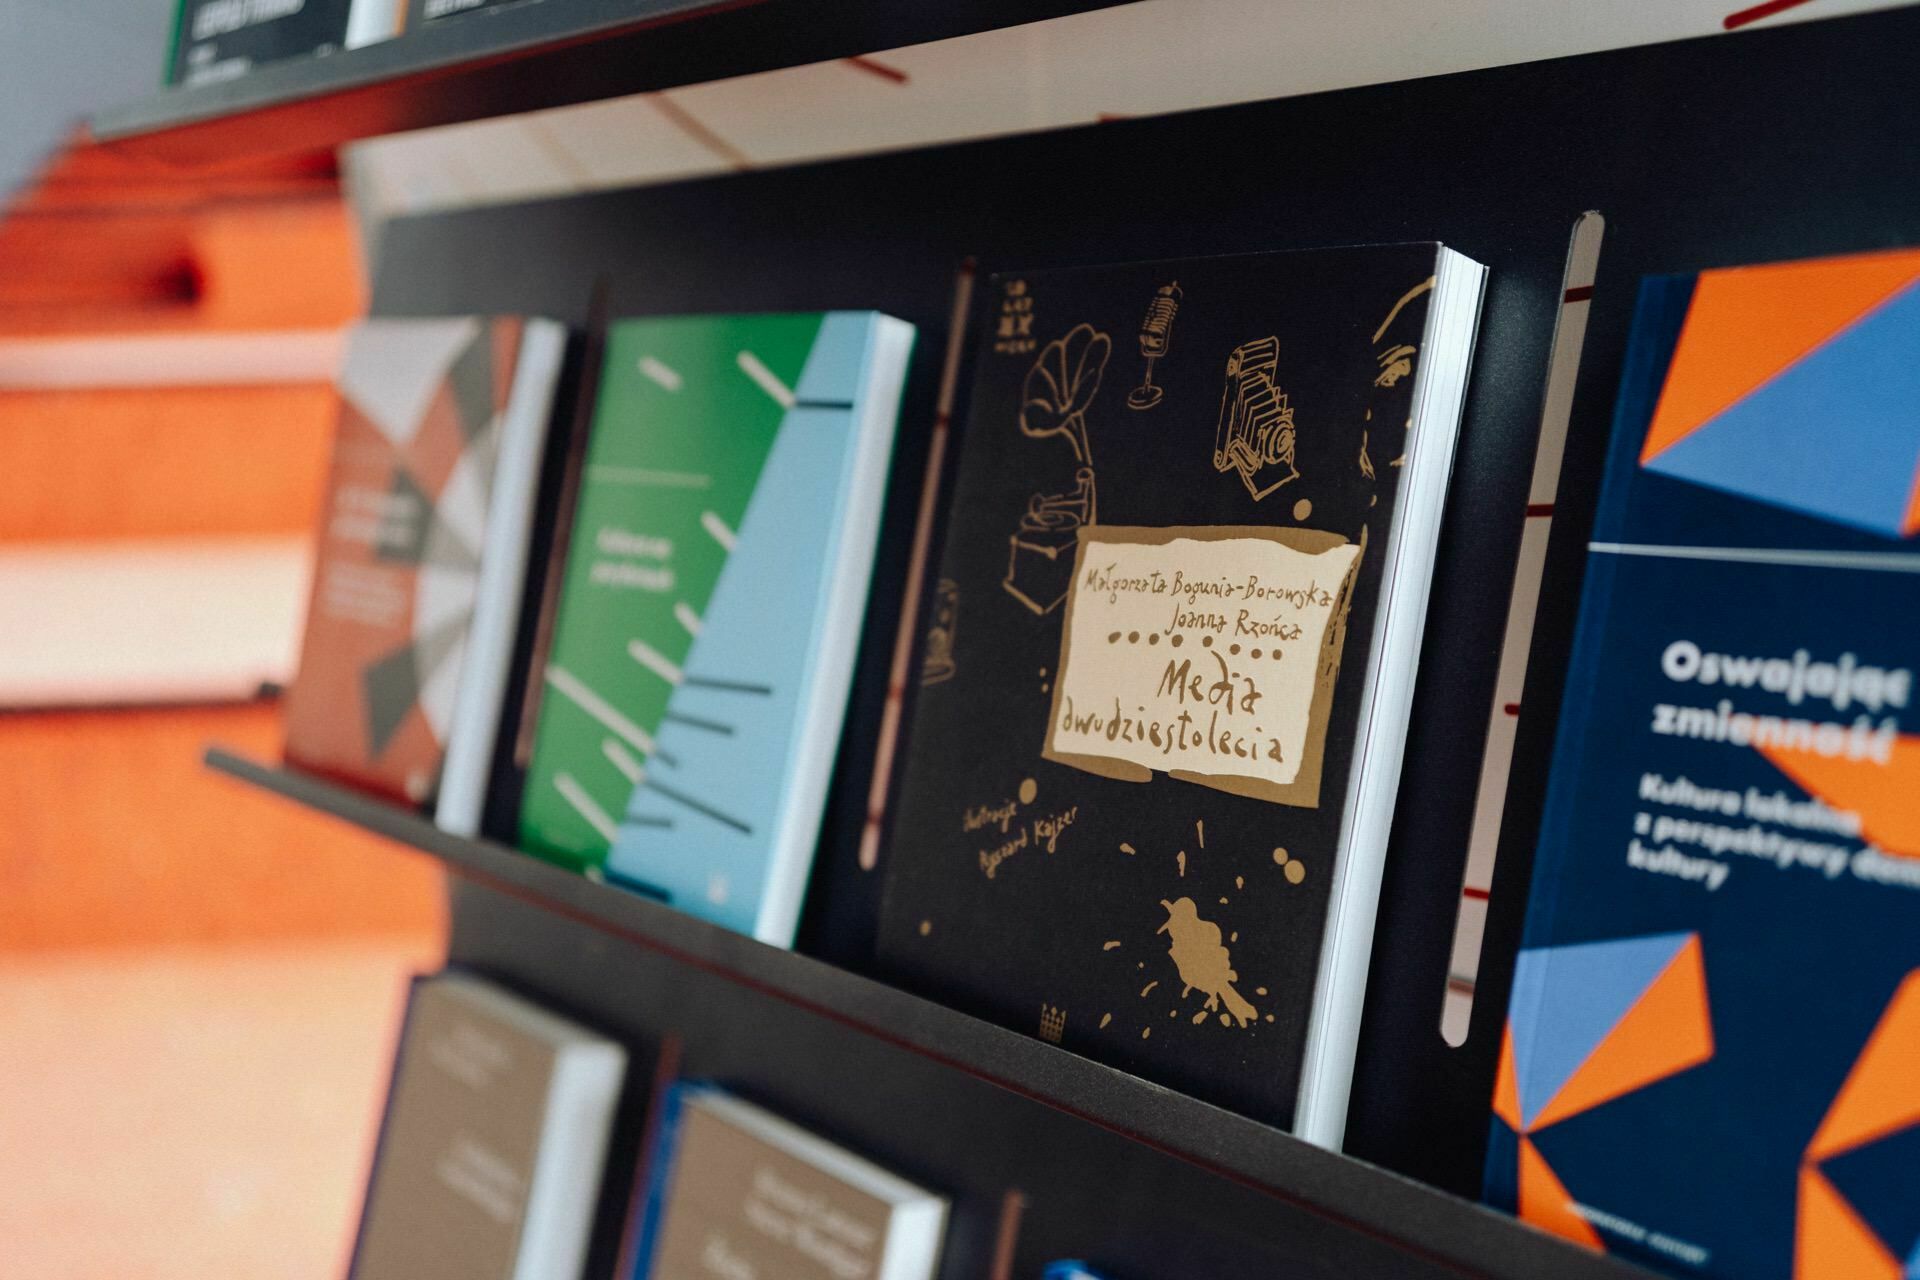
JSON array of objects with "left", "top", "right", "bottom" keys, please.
[
  {"left": 1645, "top": 279, "right": 1920, "bottom": 540},
  {"left": 1509, "top": 932, "right": 1692, "bottom": 1130}
]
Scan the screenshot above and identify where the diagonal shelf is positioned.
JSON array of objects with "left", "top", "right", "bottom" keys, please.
[
  {"left": 93, "top": 0, "right": 1130, "bottom": 165},
  {"left": 206, "top": 746, "right": 1649, "bottom": 1280}
]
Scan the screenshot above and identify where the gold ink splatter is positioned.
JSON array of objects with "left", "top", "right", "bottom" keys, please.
[
  {"left": 1285, "top": 860, "right": 1306, "bottom": 885},
  {"left": 1177, "top": 850, "right": 1186, "bottom": 877},
  {"left": 1293, "top": 498, "right": 1313, "bottom": 521},
  {"left": 1272, "top": 847, "right": 1289, "bottom": 865},
  {"left": 1196, "top": 820, "right": 1205, "bottom": 849},
  {"left": 1218, "top": 896, "right": 1229, "bottom": 905},
  {"left": 1235, "top": 876, "right": 1244, "bottom": 890},
  {"left": 1192, "top": 1010, "right": 1209, "bottom": 1025},
  {"left": 1156, "top": 897, "right": 1259, "bottom": 1028},
  {"left": 1120, "top": 842, "right": 1135, "bottom": 855},
  {"left": 1142, "top": 1028, "right": 1151, "bottom": 1039},
  {"left": 918, "top": 920, "right": 932, "bottom": 936},
  {"left": 1102, "top": 940, "right": 1122, "bottom": 951},
  {"left": 1099, "top": 1013, "right": 1111, "bottom": 1028},
  {"left": 1140, "top": 981, "right": 1159, "bottom": 997},
  {"left": 1136, "top": 962, "right": 1144, "bottom": 970},
  {"left": 1264, "top": 1014, "right": 1275, "bottom": 1023},
  {"left": 1219, "top": 1014, "right": 1231, "bottom": 1027},
  {"left": 1255, "top": 987, "right": 1268, "bottom": 996},
  {"left": 1169, "top": 1009, "right": 1177, "bottom": 1018},
  {"left": 1230, "top": 931, "right": 1239, "bottom": 943},
  {"left": 1018, "top": 777, "right": 1037, "bottom": 805}
]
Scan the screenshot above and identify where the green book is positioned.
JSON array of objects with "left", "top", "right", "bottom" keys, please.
[{"left": 518, "top": 311, "right": 913, "bottom": 945}]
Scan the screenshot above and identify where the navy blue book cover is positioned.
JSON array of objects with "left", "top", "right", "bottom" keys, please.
[{"left": 1486, "top": 248, "right": 1920, "bottom": 1279}]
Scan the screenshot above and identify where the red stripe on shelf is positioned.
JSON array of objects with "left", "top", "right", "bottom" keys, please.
[
  {"left": 1562, "top": 284, "right": 1594, "bottom": 303},
  {"left": 1096, "top": 112, "right": 1134, "bottom": 123},
  {"left": 844, "top": 55, "right": 909, "bottom": 83},
  {"left": 1447, "top": 977, "right": 1476, "bottom": 995},
  {"left": 888, "top": 682, "right": 906, "bottom": 701},
  {"left": 1526, "top": 503, "right": 1554, "bottom": 517},
  {"left": 1503, "top": 702, "right": 1521, "bottom": 716},
  {"left": 1724, "top": 0, "right": 1818, "bottom": 29},
  {"left": 1462, "top": 886, "right": 1491, "bottom": 901},
  {"left": 649, "top": 94, "right": 753, "bottom": 170}
]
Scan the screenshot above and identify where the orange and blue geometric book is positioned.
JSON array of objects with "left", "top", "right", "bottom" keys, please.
[{"left": 1486, "top": 247, "right": 1920, "bottom": 1279}]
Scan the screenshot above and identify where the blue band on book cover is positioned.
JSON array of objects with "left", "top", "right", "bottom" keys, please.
[{"left": 1486, "top": 248, "right": 1920, "bottom": 1278}]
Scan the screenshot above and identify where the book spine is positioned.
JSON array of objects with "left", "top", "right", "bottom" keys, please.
[{"left": 626, "top": 1081, "right": 701, "bottom": 1279}]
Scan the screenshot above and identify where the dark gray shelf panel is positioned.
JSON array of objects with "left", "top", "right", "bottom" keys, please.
[
  {"left": 93, "top": 0, "right": 1130, "bottom": 165},
  {"left": 206, "top": 747, "right": 1646, "bottom": 1280}
]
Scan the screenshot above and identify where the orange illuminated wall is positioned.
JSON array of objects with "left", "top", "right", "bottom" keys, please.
[{"left": 0, "top": 136, "right": 444, "bottom": 953}]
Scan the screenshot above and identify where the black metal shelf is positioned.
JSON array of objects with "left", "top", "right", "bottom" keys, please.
[
  {"left": 93, "top": 0, "right": 1129, "bottom": 165},
  {"left": 207, "top": 747, "right": 1644, "bottom": 1280}
]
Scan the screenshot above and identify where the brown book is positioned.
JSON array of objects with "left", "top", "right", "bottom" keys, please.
[
  {"left": 285, "top": 316, "right": 565, "bottom": 817},
  {"left": 354, "top": 972, "right": 626, "bottom": 1280},
  {"left": 634, "top": 1087, "right": 947, "bottom": 1280}
]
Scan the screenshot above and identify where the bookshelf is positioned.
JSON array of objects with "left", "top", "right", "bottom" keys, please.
[
  {"left": 91, "top": 0, "right": 1131, "bottom": 164},
  {"left": 209, "top": 747, "right": 1647, "bottom": 1280},
  {"left": 117, "top": 4, "right": 1920, "bottom": 1276}
]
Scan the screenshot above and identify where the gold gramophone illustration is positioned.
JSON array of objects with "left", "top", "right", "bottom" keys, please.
[
  {"left": 1127, "top": 282, "right": 1182, "bottom": 410},
  {"left": 1211, "top": 335, "right": 1300, "bottom": 501},
  {"left": 1004, "top": 324, "right": 1109, "bottom": 615}
]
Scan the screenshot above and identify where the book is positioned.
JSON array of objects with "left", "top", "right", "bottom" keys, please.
[
  {"left": 627, "top": 1084, "right": 947, "bottom": 1280},
  {"left": 406, "top": 0, "right": 523, "bottom": 24},
  {"left": 516, "top": 311, "right": 915, "bottom": 947},
  {"left": 875, "top": 244, "right": 1486, "bottom": 1147},
  {"left": 285, "top": 315, "right": 567, "bottom": 821},
  {"left": 1484, "top": 247, "right": 1920, "bottom": 1277},
  {"left": 354, "top": 971, "right": 627, "bottom": 1280},
  {"left": 169, "top": 0, "right": 404, "bottom": 86}
]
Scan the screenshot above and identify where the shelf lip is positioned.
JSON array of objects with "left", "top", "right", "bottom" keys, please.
[
  {"left": 91, "top": 1, "right": 1131, "bottom": 165},
  {"left": 207, "top": 746, "right": 1650, "bottom": 1280}
]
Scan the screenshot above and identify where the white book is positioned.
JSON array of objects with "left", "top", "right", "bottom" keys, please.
[
  {"left": 633, "top": 1084, "right": 948, "bottom": 1280},
  {"left": 355, "top": 971, "right": 627, "bottom": 1280},
  {"left": 434, "top": 316, "right": 568, "bottom": 837}
]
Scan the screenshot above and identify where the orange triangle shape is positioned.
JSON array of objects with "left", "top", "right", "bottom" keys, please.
[
  {"left": 1517, "top": 1136, "right": 1605, "bottom": 1252},
  {"left": 1808, "top": 971, "right": 1920, "bottom": 1162},
  {"left": 1642, "top": 248, "right": 1920, "bottom": 464},
  {"left": 1759, "top": 734, "right": 1920, "bottom": 860},
  {"left": 1531, "top": 936, "right": 1713, "bottom": 1132},
  {"left": 1493, "top": 1022, "right": 1523, "bottom": 1130},
  {"left": 1794, "top": 1165, "right": 1901, "bottom": 1280}
]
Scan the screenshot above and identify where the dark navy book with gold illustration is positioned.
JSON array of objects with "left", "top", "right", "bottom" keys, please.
[{"left": 876, "top": 244, "right": 1486, "bottom": 1145}]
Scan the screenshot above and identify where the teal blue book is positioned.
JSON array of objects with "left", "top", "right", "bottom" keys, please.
[{"left": 519, "top": 311, "right": 915, "bottom": 946}]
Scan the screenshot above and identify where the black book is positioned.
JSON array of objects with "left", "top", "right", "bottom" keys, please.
[
  {"left": 169, "top": 0, "right": 400, "bottom": 86},
  {"left": 876, "top": 244, "right": 1485, "bottom": 1145}
]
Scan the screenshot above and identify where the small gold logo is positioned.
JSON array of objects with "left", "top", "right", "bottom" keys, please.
[{"left": 1039, "top": 1003, "right": 1067, "bottom": 1044}]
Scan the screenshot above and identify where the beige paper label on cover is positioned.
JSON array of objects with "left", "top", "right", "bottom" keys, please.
[{"left": 1043, "top": 525, "right": 1362, "bottom": 808}]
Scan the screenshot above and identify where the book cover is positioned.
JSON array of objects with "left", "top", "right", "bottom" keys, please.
[
  {"left": 1485, "top": 247, "right": 1920, "bottom": 1278},
  {"left": 875, "top": 244, "right": 1483, "bottom": 1138},
  {"left": 517, "top": 311, "right": 914, "bottom": 946},
  {"left": 406, "top": 0, "right": 521, "bottom": 25},
  {"left": 169, "top": 0, "right": 398, "bottom": 86},
  {"left": 628, "top": 1084, "right": 946, "bottom": 1280},
  {"left": 286, "top": 315, "right": 564, "bottom": 809},
  {"left": 354, "top": 972, "right": 626, "bottom": 1280}
]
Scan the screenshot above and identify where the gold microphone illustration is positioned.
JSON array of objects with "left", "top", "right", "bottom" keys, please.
[{"left": 1127, "top": 281, "right": 1182, "bottom": 410}]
